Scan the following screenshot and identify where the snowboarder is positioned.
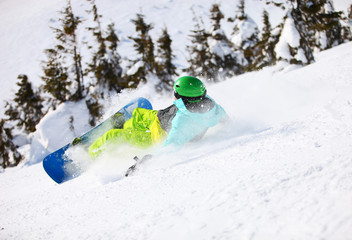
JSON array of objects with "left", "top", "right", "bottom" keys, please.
[{"left": 88, "top": 76, "right": 227, "bottom": 158}]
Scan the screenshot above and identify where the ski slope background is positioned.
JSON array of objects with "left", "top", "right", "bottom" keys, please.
[
  {"left": 1, "top": 42, "right": 352, "bottom": 240},
  {"left": 0, "top": 0, "right": 350, "bottom": 111},
  {"left": 1, "top": 0, "right": 352, "bottom": 239}
]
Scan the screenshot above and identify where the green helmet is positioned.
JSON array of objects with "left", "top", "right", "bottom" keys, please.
[{"left": 173, "top": 76, "right": 206, "bottom": 101}]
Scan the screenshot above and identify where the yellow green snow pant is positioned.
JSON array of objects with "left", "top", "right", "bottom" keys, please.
[{"left": 88, "top": 108, "right": 167, "bottom": 158}]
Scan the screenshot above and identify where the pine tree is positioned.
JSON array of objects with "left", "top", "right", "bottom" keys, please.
[
  {"left": 186, "top": 11, "right": 217, "bottom": 82},
  {"left": 0, "top": 119, "right": 23, "bottom": 168},
  {"left": 340, "top": 4, "right": 352, "bottom": 42},
  {"left": 85, "top": 1, "right": 124, "bottom": 125},
  {"left": 104, "top": 23, "right": 123, "bottom": 92},
  {"left": 234, "top": 0, "right": 246, "bottom": 21},
  {"left": 42, "top": 48, "right": 71, "bottom": 104},
  {"left": 275, "top": 8, "right": 314, "bottom": 65},
  {"left": 210, "top": 4, "right": 224, "bottom": 31},
  {"left": 53, "top": 0, "right": 85, "bottom": 101},
  {"left": 208, "top": 4, "right": 242, "bottom": 79},
  {"left": 299, "top": 0, "right": 344, "bottom": 51},
  {"left": 251, "top": 10, "right": 278, "bottom": 70},
  {"left": 290, "top": 3, "right": 315, "bottom": 64},
  {"left": 5, "top": 75, "right": 44, "bottom": 133},
  {"left": 86, "top": 0, "right": 123, "bottom": 97},
  {"left": 230, "top": 0, "right": 259, "bottom": 70},
  {"left": 155, "top": 27, "right": 177, "bottom": 91},
  {"left": 342, "top": 4, "right": 352, "bottom": 41},
  {"left": 125, "top": 13, "right": 156, "bottom": 88},
  {"left": 85, "top": 94, "right": 102, "bottom": 126}
]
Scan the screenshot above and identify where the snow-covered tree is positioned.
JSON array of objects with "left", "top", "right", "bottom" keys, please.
[
  {"left": 341, "top": 4, "right": 352, "bottom": 41},
  {"left": 86, "top": 0, "right": 123, "bottom": 98},
  {"left": 85, "top": 94, "right": 102, "bottom": 126},
  {"left": 275, "top": 10, "right": 314, "bottom": 65},
  {"left": 210, "top": 4, "right": 224, "bottom": 32},
  {"left": 5, "top": 75, "right": 44, "bottom": 133},
  {"left": 41, "top": 48, "right": 71, "bottom": 104},
  {"left": 186, "top": 11, "right": 217, "bottom": 82},
  {"left": 230, "top": 0, "right": 259, "bottom": 69},
  {"left": 0, "top": 119, "right": 23, "bottom": 169},
  {"left": 125, "top": 13, "right": 156, "bottom": 88},
  {"left": 104, "top": 23, "right": 123, "bottom": 92},
  {"left": 340, "top": 4, "right": 352, "bottom": 42},
  {"left": 155, "top": 27, "right": 177, "bottom": 91},
  {"left": 52, "top": 0, "right": 85, "bottom": 101},
  {"left": 84, "top": 0, "right": 124, "bottom": 125},
  {"left": 299, "top": 0, "right": 344, "bottom": 51},
  {"left": 208, "top": 4, "right": 242, "bottom": 79},
  {"left": 86, "top": 23, "right": 123, "bottom": 126},
  {"left": 251, "top": 10, "right": 279, "bottom": 70}
]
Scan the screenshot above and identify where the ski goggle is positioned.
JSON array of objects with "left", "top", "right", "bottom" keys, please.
[{"left": 173, "top": 90, "right": 207, "bottom": 102}]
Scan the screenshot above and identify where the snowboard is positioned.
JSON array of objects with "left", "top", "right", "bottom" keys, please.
[{"left": 42, "top": 97, "right": 153, "bottom": 184}]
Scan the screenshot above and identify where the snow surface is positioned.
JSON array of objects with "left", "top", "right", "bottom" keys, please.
[
  {"left": 1, "top": 0, "right": 352, "bottom": 239},
  {"left": 1, "top": 40, "right": 352, "bottom": 239}
]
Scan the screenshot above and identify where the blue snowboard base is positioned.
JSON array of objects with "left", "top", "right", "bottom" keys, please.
[{"left": 43, "top": 97, "right": 153, "bottom": 184}]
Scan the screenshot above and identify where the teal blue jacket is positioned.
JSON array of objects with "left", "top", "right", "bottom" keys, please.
[{"left": 163, "top": 97, "right": 227, "bottom": 147}]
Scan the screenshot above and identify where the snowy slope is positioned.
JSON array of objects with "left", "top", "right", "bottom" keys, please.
[
  {"left": 1, "top": 41, "right": 352, "bottom": 239},
  {"left": 1, "top": 0, "right": 352, "bottom": 239}
]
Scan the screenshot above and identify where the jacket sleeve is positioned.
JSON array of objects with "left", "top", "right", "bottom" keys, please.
[{"left": 88, "top": 128, "right": 125, "bottom": 158}]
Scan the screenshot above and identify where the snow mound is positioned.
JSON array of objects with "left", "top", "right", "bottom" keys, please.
[{"left": 28, "top": 100, "right": 90, "bottom": 165}]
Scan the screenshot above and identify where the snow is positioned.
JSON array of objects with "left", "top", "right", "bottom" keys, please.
[
  {"left": 296, "top": 48, "right": 308, "bottom": 63},
  {"left": 1, "top": 0, "right": 352, "bottom": 239},
  {"left": 1, "top": 41, "right": 352, "bottom": 239},
  {"left": 281, "top": 14, "right": 301, "bottom": 48},
  {"left": 275, "top": 12, "right": 303, "bottom": 62},
  {"left": 209, "top": 38, "right": 233, "bottom": 61},
  {"left": 333, "top": 0, "right": 352, "bottom": 16},
  {"left": 231, "top": 16, "right": 258, "bottom": 48},
  {"left": 28, "top": 100, "right": 91, "bottom": 165},
  {"left": 126, "top": 60, "right": 144, "bottom": 76}
]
